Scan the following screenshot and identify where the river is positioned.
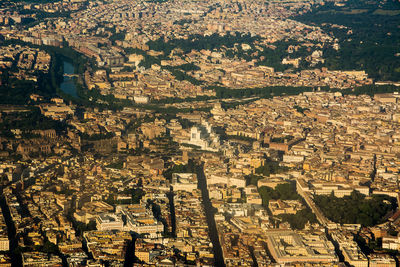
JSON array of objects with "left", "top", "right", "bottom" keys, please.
[{"left": 60, "top": 61, "right": 78, "bottom": 98}]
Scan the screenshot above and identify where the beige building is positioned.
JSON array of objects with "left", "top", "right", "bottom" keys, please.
[{"left": 0, "top": 237, "right": 9, "bottom": 251}]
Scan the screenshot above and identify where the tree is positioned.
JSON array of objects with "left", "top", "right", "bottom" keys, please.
[
  {"left": 42, "top": 240, "right": 59, "bottom": 254},
  {"left": 255, "top": 158, "right": 289, "bottom": 176},
  {"left": 314, "top": 191, "right": 397, "bottom": 226}
]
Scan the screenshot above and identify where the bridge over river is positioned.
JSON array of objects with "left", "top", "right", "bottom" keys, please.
[{"left": 63, "top": 73, "right": 79, "bottom": 78}]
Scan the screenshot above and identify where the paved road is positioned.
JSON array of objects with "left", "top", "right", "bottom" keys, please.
[{"left": 196, "top": 163, "right": 225, "bottom": 267}]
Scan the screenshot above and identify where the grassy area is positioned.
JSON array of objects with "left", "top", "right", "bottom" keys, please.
[
  {"left": 373, "top": 9, "right": 400, "bottom": 16},
  {"left": 314, "top": 191, "right": 397, "bottom": 227}
]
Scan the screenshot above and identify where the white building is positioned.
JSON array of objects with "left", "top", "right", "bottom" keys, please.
[
  {"left": 382, "top": 235, "right": 400, "bottom": 250},
  {"left": 95, "top": 206, "right": 164, "bottom": 238},
  {"left": 331, "top": 231, "right": 368, "bottom": 267},
  {"left": 123, "top": 209, "right": 164, "bottom": 238},
  {"left": 282, "top": 155, "right": 305, "bottom": 163},
  {"left": 95, "top": 214, "right": 124, "bottom": 231},
  {"left": 134, "top": 95, "right": 149, "bottom": 104},
  {"left": 172, "top": 173, "right": 197, "bottom": 192},
  {"left": 186, "top": 121, "right": 220, "bottom": 152},
  {"left": 207, "top": 174, "right": 246, "bottom": 188}
]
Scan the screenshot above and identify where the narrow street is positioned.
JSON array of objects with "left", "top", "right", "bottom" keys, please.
[
  {"left": 0, "top": 186, "right": 21, "bottom": 266},
  {"left": 196, "top": 163, "right": 225, "bottom": 267}
]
